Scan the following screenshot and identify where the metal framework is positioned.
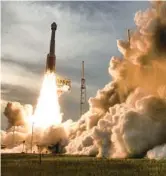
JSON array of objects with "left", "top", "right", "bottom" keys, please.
[
  {"left": 31, "top": 122, "right": 34, "bottom": 153},
  {"left": 128, "top": 29, "right": 130, "bottom": 43},
  {"left": 12, "top": 126, "right": 15, "bottom": 147},
  {"left": 80, "top": 61, "right": 86, "bottom": 117}
]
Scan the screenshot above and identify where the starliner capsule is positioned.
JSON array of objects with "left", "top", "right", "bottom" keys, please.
[{"left": 46, "top": 22, "right": 57, "bottom": 73}]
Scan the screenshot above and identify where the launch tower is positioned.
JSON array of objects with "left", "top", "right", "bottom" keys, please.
[{"left": 80, "top": 61, "right": 86, "bottom": 116}]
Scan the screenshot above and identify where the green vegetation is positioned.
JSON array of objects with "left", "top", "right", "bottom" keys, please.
[{"left": 2, "top": 154, "right": 166, "bottom": 176}]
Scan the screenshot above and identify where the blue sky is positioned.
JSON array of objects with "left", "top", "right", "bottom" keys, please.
[{"left": 1, "top": 1, "right": 150, "bottom": 129}]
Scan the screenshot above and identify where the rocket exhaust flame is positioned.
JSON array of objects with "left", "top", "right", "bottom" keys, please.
[{"left": 32, "top": 72, "right": 62, "bottom": 128}]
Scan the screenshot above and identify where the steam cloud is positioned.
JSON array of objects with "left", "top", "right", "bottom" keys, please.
[
  {"left": 3, "top": 102, "right": 33, "bottom": 128},
  {"left": 1, "top": 1, "right": 166, "bottom": 159}
]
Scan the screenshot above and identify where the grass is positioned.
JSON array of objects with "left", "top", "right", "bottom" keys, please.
[{"left": 1, "top": 153, "right": 166, "bottom": 176}]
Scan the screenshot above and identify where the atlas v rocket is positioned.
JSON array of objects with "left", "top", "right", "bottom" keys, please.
[{"left": 46, "top": 22, "right": 57, "bottom": 73}]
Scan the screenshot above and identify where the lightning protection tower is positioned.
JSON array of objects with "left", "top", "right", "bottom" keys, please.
[
  {"left": 128, "top": 29, "right": 130, "bottom": 44},
  {"left": 80, "top": 61, "right": 86, "bottom": 117}
]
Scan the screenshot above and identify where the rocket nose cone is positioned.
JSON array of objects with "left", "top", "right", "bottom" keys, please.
[{"left": 51, "top": 22, "right": 57, "bottom": 30}]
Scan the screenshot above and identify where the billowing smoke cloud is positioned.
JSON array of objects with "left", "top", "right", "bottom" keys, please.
[
  {"left": 3, "top": 102, "right": 33, "bottom": 129},
  {"left": 147, "top": 143, "right": 166, "bottom": 160},
  {"left": 1, "top": 1, "right": 166, "bottom": 159},
  {"left": 1, "top": 118, "right": 72, "bottom": 153},
  {"left": 64, "top": 91, "right": 166, "bottom": 158},
  {"left": 1, "top": 101, "right": 72, "bottom": 152},
  {"left": 64, "top": 1, "right": 166, "bottom": 159}
]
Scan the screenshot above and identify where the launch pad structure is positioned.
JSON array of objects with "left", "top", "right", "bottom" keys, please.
[{"left": 128, "top": 29, "right": 130, "bottom": 43}]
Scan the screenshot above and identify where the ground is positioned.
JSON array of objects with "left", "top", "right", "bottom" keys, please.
[{"left": 1, "top": 154, "right": 166, "bottom": 176}]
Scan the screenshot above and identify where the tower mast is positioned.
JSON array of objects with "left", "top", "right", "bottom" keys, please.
[
  {"left": 80, "top": 61, "right": 86, "bottom": 117},
  {"left": 128, "top": 29, "right": 130, "bottom": 44}
]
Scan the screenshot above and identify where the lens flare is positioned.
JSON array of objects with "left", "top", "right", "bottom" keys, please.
[{"left": 32, "top": 72, "right": 62, "bottom": 128}]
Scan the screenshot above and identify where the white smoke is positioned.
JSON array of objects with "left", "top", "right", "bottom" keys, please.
[
  {"left": 3, "top": 102, "right": 33, "bottom": 129},
  {"left": 64, "top": 91, "right": 166, "bottom": 158},
  {"left": 64, "top": 1, "right": 166, "bottom": 159},
  {"left": 147, "top": 144, "right": 166, "bottom": 160},
  {"left": 1, "top": 103, "right": 73, "bottom": 153},
  {"left": 1, "top": 1, "right": 166, "bottom": 159}
]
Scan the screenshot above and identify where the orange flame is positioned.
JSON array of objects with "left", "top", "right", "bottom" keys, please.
[{"left": 32, "top": 72, "right": 62, "bottom": 128}]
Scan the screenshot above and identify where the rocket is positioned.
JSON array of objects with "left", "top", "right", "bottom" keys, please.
[
  {"left": 46, "top": 22, "right": 57, "bottom": 73},
  {"left": 45, "top": 22, "right": 72, "bottom": 91}
]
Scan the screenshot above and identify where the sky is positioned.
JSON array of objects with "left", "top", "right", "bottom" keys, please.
[{"left": 1, "top": 1, "right": 150, "bottom": 129}]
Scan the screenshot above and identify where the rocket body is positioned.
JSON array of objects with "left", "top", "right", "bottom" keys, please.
[
  {"left": 46, "top": 22, "right": 57, "bottom": 73},
  {"left": 46, "top": 54, "right": 56, "bottom": 72}
]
